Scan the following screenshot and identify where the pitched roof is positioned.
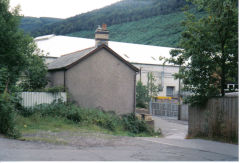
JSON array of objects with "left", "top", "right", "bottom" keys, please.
[
  {"left": 48, "top": 44, "right": 139, "bottom": 72},
  {"left": 35, "top": 35, "right": 176, "bottom": 65},
  {"left": 48, "top": 47, "right": 96, "bottom": 70}
]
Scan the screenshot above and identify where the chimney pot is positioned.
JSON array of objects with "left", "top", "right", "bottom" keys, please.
[
  {"left": 102, "top": 24, "right": 107, "bottom": 30},
  {"left": 95, "top": 24, "right": 109, "bottom": 47}
]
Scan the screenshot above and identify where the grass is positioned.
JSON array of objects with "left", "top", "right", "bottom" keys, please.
[
  {"left": 15, "top": 114, "right": 157, "bottom": 145},
  {"left": 15, "top": 103, "right": 160, "bottom": 145},
  {"left": 16, "top": 114, "right": 157, "bottom": 137}
]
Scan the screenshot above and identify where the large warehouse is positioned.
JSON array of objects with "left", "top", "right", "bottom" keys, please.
[{"left": 35, "top": 33, "right": 180, "bottom": 98}]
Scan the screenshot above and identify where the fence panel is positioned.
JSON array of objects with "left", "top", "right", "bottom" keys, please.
[
  {"left": 20, "top": 92, "right": 67, "bottom": 108},
  {"left": 188, "top": 96, "right": 238, "bottom": 141}
]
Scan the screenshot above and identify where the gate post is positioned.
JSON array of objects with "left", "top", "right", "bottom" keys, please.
[{"left": 149, "top": 98, "right": 152, "bottom": 115}]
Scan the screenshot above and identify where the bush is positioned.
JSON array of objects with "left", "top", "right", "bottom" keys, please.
[
  {"left": 0, "top": 93, "right": 20, "bottom": 138},
  {"left": 122, "top": 113, "right": 153, "bottom": 134},
  {"left": 19, "top": 102, "right": 121, "bottom": 131},
  {"left": 19, "top": 102, "right": 155, "bottom": 135},
  {"left": 136, "top": 81, "right": 150, "bottom": 108}
]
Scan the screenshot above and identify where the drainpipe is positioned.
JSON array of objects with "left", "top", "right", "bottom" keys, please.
[
  {"left": 63, "top": 69, "right": 66, "bottom": 92},
  {"left": 178, "top": 65, "right": 181, "bottom": 120},
  {"left": 134, "top": 73, "right": 137, "bottom": 114},
  {"left": 140, "top": 67, "right": 142, "bottom": 82}
]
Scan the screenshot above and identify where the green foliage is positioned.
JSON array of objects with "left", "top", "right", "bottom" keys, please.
[
  {"left": 122, "top": 113, "right": 153, "bottom": 134},
  {"left": 30, "top": 0, "right": 187, "bottom": 37},
  {"left": 136, "top": 73, "right": 159, "bottom": 108},
  {"left": 0, "top": 93, "right": 20, "bottom": 138},
  {"left": 0, "top": 0, "right": 47, "bottom": 138},
  {"left": 21, "top": 86, "right": 65, "bottom": 93},
  {"left": 68, "top": 8, "right": 204, "bottom": 48},
  {"left": 136, "top": 81, "right": 149, "bottom": 108},
  {"left": 19, "top": 53, "right": 48, "bottom": 91},
  {"left": 169, "top": 0, "right": 238, "bottom": 105},
  {"left": 147, "top": 72, "right": 159, "bottom": 97},
  {"left": 39, "top": 86, "right": 65, "bottom": 93},
  {"left": 18, "top": 102, "right": 155, "bottom": 135},
  {"left": 20, "top": 16, "right": 62, "bottom": 33},
  {"left": 0, "top": 0, "right": 32, "bottom": 89},
  {"left": 0, "top": 0, "right": 47, "bottom": 93}
]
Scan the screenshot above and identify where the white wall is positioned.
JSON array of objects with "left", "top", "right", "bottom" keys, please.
[
  {"left": 133, "top": 63, "right": 180, "bottom": 97},
  {"left": 20, "top": 92, "right": 67, "bottom": 108}
]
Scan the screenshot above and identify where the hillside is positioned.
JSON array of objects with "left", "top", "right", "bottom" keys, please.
[
  {"left": 67, "top": 8, "right": 204, "bottom": 48},
  {"left": 30, "top": 0, "right": 188, "bottom": 37},
  {"left": 68, "top": 10, "right": 185, "bottom": 47},
  {"left": 19, "top": 0, "right": 204, "bottom": 47},
  {"left": 20, "top": 17, "right": 62, "bottom": 33}
]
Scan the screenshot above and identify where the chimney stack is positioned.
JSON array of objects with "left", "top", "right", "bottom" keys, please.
[{"left": 95, "top": 24, "right": 109, "bottom": 47}]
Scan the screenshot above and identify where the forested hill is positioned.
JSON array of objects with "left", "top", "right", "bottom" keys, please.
[
  {"left": 20, "top": 17, "right": 62, "bottom": 32},
  {"left": 19, "top": 0, "right": 203, "bottom": 47},
  {"left": 28, "top": 0, "right": 188, "bottom": 37}
]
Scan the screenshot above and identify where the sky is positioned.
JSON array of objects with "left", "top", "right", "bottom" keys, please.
[{"left": 10, "top": 0, "right": 122, "bottom": 19}]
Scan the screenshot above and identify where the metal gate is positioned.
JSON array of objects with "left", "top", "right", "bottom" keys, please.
[{"left": 149, "top": 102, "right": 179, "bottom": 118}]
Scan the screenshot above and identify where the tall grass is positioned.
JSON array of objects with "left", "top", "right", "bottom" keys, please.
[{"left": 18, "top": 101, "right": 156, "bottom": 136}]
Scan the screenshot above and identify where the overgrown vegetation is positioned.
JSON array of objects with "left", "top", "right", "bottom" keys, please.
[
  {"left": 17, "top": 101, "right": 157, "bottom": 136},
  {"left": 0, "top": 93, "right": 21, "bottom": 138},
  {"left": 0, "top": 0, "right": 47, "bottom": 138},
  {"left": 21, "top": 86, "right": 65, "bottom": 93},
  {"left": 136, "top": 81, "right": 149, "bottom": 108},
  {"left": 136, "top": 73, "right": 160, "bottom": 108},
  {"left": 19, "top": 53, "right": 48, "bottom": 91},
  {"left": 169, "top": 0, "right": 238, "bottom": 105}
]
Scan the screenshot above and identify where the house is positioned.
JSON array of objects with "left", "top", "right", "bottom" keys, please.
[
  {"left": 35, "top": 33, "right": 180, "bottom": 98},
  {"left": 47, "top": 24, "right": 139, "bottom": 114}
]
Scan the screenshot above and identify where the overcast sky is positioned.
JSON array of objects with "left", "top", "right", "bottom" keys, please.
[{"left": 10, "top": 0, "right": 122, "bottom": 19}]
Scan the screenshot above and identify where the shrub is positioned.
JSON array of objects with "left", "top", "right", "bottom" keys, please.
[
  {"left": 136, "top": 81, "right": 149, "bottom": 108},
  {"left": 122, "top": 113, "right": 153, "bottom": 134},
  {"left": 19, "top": 102, "right": 155, "bottom": 135},
  {"left": 0, "top": 93, "right": 20, "bottom": 138}
]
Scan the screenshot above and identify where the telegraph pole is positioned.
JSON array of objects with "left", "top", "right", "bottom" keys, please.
[
  {"left": 178, "top": 64, "right": 182, "bottom": 120},
  {"left": 178, "top": 77, "right": 181, "bottom": 120}
]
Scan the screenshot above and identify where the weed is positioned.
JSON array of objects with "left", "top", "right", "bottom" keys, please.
[
  {"left": 0, "top": 93, "right": 21, "bottom": 138},
  {"left": 18, "top": 101, "right": 157, "bottom": 136}
]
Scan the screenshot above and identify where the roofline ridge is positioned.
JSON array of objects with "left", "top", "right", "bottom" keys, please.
[{"left": 61, "top": 46, "right": 95, "bottom": 57}]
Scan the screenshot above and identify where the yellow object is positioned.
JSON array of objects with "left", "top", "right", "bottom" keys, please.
[
  {"left": 136, "top": 114, "right": 142, "bottom": 120},
  {"left": 24, "top": 124, "right": 27, "bottom": 128},
  {"left": 156, "top": 96, "right": 172, "bottom": 100},
  {"left": 145, "top": 115, "right": 152, "bottom": 121}
]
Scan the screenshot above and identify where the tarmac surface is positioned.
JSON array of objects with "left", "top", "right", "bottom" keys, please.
[
  {"left": 152, "top": 116, "right": 188, "bottom": 139},
  {"left": 0, "top": 116, "right": 238, "bottom": 161}
]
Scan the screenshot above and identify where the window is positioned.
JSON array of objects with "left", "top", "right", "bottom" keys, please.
[{"left": 166, "top": 86, "right": 174, "bottom": 97}]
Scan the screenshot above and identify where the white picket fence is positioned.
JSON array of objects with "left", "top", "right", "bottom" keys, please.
[{"left": 20, "top": 92, "right": 67, "bottom": 108}]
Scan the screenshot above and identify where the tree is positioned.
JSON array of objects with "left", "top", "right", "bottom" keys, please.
[
  {"left": 147, "top": 72, "right": 159, "bottom": 98},
  {"left": 19, "top": 49, "right": 48, "bottom": 91},
  {"left": 0, "top": 0, "right": 47, "bottom": 138},
  {"left": 0, "top": 0, "right": 47, "bottom": 92},
  {"left": 0, "top": 0, "right": 31, "bottom": 92},
  {"left": 169, "top": 0, "right": 238, "bottom": 105},
  {"left": 136, "top": 81, "right": 149, "bottom": 108}
]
